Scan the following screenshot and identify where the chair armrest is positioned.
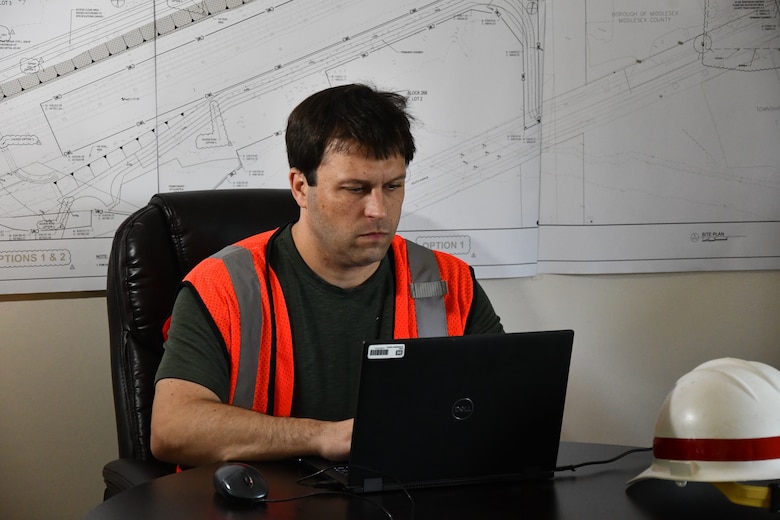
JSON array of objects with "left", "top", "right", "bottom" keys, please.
[{"left": 102, "top": 458, "right": 176, "bottom": 499}]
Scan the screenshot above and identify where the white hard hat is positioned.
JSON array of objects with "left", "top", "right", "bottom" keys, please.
[{"left": 629, "top": 358, "right": 780, "bottom": 486}]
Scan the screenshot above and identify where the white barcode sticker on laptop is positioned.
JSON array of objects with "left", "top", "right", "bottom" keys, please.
[{"left": 367, "top": 343, "right": 406, "bottom": 359}]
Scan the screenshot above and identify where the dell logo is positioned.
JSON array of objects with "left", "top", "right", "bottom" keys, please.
[{"left": 452, "top": 397, "right": 474, "bottom": 420}]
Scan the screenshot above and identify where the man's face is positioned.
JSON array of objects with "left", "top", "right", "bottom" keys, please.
[{"left": 292, "top": 146, "right": 406, "bottom": 278}]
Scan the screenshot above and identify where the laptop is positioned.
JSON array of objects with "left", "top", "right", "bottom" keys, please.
[{"left": 302, "top": 330, "right": 574, "bottom": 493}]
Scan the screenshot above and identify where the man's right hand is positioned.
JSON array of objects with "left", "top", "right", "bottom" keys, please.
[{"left": 317, "top": 418, "right": 353, "bottom": 461}]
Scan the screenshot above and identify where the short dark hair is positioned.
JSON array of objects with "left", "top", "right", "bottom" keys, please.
[{"left": 285, "top": 84, "right": 416, "bottom": 185}]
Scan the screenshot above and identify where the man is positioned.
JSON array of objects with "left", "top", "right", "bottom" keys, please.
[{"left": 151, "top": 84, "right": 503, "bottom": 467}]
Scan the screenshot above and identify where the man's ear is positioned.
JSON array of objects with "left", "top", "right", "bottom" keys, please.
[{"left": 289, "top": 168, "right": 308, "bottom": 208}]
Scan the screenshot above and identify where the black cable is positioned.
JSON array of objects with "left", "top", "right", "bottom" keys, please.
[
  {"left": 554, "top": 447, "right": 652, "bottom": 472},
  {"left": 261, "top": 490, "right": 396, "bottom": 519},
  {"left": 272, "top": 450, "right": 652, "bottom": 517},
  {"left": 297, "top": 464, "right": 416, "bottom": 520}
]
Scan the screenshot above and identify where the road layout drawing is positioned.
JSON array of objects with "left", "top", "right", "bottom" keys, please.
[
  {"left": 538, "top": 0, "right": 780, "bottom": 273},
  {"left": 0, "top": 1, "right": 778, "bottom": 294},
  {"left": 0, "top": 0, "right": 543, "bottom": 293}
]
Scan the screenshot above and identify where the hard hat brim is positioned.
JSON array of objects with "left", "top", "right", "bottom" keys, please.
[{"left": 627, "top": 458, "right": 780, "bottom": 487}]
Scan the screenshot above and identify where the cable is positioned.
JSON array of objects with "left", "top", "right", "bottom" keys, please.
[
  {"left": 274, "top": 450, "right": 653, "bottom": 516},
  {"left": 297, "top": 463, "right": 416, "bottom": 520},
  {"left": 554, "top": 447, "right": 652, "bottom": 472},
  {"left": 261, "top": 490, "right": 397, "bottom": 519}
]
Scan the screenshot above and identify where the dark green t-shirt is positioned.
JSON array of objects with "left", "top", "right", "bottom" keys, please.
[{"left": 156, "top": 224, "right": 503, "bottom": 420}]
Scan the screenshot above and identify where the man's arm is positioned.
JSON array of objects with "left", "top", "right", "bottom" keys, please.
[
  {"left": 150, "top": 378, "right": 353, "bottom": 466},
  {"left": 151, "top": 286, "right": 352, "bottom": 466}
]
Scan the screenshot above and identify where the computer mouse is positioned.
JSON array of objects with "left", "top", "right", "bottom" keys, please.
[{"left": 213, "top": 462, "right": 269, "bottom": 504}]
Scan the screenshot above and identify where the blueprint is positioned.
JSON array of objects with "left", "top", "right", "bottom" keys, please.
[
  {"left": 0, "top": 1, "right": 778, "bottom": 294},
  {"left": 538, "top": 0, "right": 780, "bottom": 273},
  {"left": 0, "top": 0, "right": 542, "bottom": 293}
]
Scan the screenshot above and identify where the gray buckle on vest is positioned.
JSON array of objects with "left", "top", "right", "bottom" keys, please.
[{"left": 409, "top": 280, "right": 449, "bottom": 299}]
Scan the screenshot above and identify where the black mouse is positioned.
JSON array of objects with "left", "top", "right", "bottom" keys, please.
[{"left": 213, "top": 462, "right": 269, "bottom": 504}]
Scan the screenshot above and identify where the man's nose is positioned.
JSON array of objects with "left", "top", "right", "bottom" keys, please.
[{"left": 364, "top": 189, "right": 387, "bottom": 218}]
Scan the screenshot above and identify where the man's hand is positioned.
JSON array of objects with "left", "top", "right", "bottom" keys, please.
[{"left": 317, "top": 419, "right": 354, "bottom": 461}]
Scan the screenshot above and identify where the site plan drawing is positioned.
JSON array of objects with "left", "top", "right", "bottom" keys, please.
[
  {"left": 0, "top": 0, "right": 778, "bottom": 294},
  {"left": 0, "top": 0, "right": 542, "bottom": 293},
  {"left": 538, "top": 0, "right": 780, "bottom": 273}
]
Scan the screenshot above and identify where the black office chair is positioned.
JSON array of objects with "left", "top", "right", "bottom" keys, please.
[{"left": 103, "top": 189, "right": 299, "bottom": 499}]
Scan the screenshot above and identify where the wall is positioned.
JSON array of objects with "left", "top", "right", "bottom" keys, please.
[
  {"left": 0, "top": 294, "right": 115, "bottom": 520},
  {"left": 1, "top": 271, "right": 779, "bottom": 519}
]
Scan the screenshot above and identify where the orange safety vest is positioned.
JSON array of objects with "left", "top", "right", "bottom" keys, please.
[{"left": 185, "top": 229, "right": 475, "bottom": 417}]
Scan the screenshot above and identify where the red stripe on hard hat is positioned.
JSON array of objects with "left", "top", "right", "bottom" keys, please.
[{"left": 654, "top": 436, "right": 780, "bottom": 461}]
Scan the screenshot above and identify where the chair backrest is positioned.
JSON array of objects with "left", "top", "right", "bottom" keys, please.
[{"left": 106, "top": 189, "right": 299, "bottom": 465}]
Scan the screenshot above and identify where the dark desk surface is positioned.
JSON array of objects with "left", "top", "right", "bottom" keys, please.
[{"left": 85, "top": 442, "right": 778, "bottom": 519}]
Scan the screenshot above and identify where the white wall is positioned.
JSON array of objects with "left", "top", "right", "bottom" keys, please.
[
  {"left": 0, "top": 294, "right": 115, "bottom": 520},
  {"left": 1, "top": 270, "right": 779, "bottom": 519},
  {"left": 482, "top": 271, "right": 780, "bottom": 446}
]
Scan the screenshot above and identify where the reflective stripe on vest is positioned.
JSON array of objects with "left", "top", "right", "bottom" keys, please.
[
  {"left": 405, "top": 240, "right": 448, "bottom": 338},
  {"left": 213, "top": 245, "right": 262, "bottom": 409}
]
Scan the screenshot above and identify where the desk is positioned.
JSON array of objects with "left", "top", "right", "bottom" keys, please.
[{"left": 85, "top": 443, "right": 778, "bottom": 519}]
